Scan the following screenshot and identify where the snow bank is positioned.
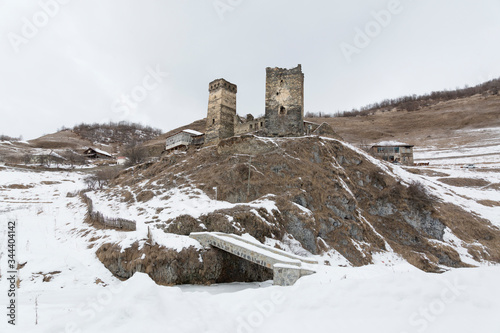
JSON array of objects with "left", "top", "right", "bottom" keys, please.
[{"left": 11, "top": 265, "right": 500, "bottom": 333}]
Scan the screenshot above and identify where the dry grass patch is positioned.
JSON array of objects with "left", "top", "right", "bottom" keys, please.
[
  {"left": 6, "top": 184, "right": 34, "bottom": 189},
  {"left": 136, "top": 190, "right": 155, "bottom": 202},
  {"left": 486, "top": 183, "right": 500, "bottom": 191},
  {"left": 33, "top": 271, "right": 62, "bottom": 282},
  {"left": 478, "top": 200, "right": 500, "bottom": 207},
  {"left": 438, "top": 177, "right": 490, "bottom": 187},
  {"left": 405, "top": 168, "right": 450, "bottom": 177},
  {"left": 41, "top": 181, "right": 60, "bottom": 185}
]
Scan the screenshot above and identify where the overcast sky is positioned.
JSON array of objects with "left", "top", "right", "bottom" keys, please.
[{"left": 1, "top": 0, "right": 499, "bottom": 140}]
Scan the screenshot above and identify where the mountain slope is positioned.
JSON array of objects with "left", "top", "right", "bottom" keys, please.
[
  {"left": 87, "top": 135, "right": 500, "bottom": 283},
  {"left": 311, "top": 93, "right": 500, "bottom": 148}
]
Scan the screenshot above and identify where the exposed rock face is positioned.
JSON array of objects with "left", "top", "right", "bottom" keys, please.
[
  {"left": 401, "top": 209, "right": 445, "bottom": 240},
  {"left": 96, "top": 242, "right": 272, "bottom": 285},
  {"left": 102, "top": 135, "right": 500, "bottom": 284}
]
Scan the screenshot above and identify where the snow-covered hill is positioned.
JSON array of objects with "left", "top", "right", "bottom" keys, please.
[{"left": 1, "top": 133, "right": 500, "bottom": 332}]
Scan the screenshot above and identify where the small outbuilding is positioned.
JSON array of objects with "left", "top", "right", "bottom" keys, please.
[
  {"left": 116, "top": 156, "right": 128, "bottom": 165},
  {"left": 84, "top": 147, "right": 113, "bottom": 159},
  {"left": 165, "top": 129, "right": 205, "bottom": 153},
  {"left": 370, "top": 141, "right": 414, "bottom": 165}
]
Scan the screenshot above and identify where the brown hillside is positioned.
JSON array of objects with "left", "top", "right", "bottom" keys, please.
[
  {"left": 29, "top": 130, "right": 95, "bottom": 150},
  {"left": 310, "top": 94, "right": 500, "bottom": 147},
  {"left": 96, "top": 135, "right": 500, "bottom": 283}
]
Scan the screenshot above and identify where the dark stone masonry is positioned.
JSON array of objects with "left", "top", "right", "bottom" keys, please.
[
  {"left": 205, "top": 65, "right": 308, "bottom": 144},
  {"left": 264, "top": 65, "right": 305, "bottom": 137},
  {"left": 205, "top": 78, "right": 238, "bottom": 145}
]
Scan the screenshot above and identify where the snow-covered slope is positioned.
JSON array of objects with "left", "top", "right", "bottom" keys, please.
[
  {"left": 414, "top": 128, "right": 500, "bottom": 167},
  {"left": 1, "top": 131, "right": 500, "bottom": 332}
]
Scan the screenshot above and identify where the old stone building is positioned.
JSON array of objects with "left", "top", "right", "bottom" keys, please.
[
  {"left": 264, "top": 65, "right": 305, "bottom": 136},
  {"left": 205, "top": 79, "right": 238, "bottom": 145},
  {"left": 205, "top": 65, "right": 305, "bottom": 143},
  {"left": 234, "top": 114, "right": 265, "bottom": 135},
  {"left": 167, "top": 65, "right": 337, "bottom": 152}
]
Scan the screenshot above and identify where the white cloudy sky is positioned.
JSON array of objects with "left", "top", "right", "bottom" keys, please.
[{"left": 0, "top": 0, "right": 499, "bottom": 140}]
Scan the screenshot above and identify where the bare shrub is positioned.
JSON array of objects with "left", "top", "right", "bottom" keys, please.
[
  {"left": 124, "top": 143, "right": 147, "bottom": 166},
  {"left": 2, "top": 154, "right": 23, "bottom": 164},
  {"left": 305, "top": 111, "right": 334, "bottom": 118},
  {"left": 95, "top": 168, "right": 119, "bottom": 189},
  {"left": 369, "top": 170, "right": 387, "bottom": 188},
  {"left": 84, "top": 175, "right": 98, "bottom": 190},
  {"left": 0, "top": 134, "right": 22, "bottom": 142},
  {"left": 61, "top": 149, "right": 86, "bottom": 167},
  {"left": 407, "top": 181, "right": 436, "bottom": 209},
  {"left": 71, "top": 121, "right": 162, "bottom": 146},
  {"left": 84, "top": 168, "right": 118, "bottom": 190}
]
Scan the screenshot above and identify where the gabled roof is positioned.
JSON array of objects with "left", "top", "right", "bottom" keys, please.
[
  {"left": 84, "top": 147, "right": 113, "bottom": 157},
  {"left": 372, "top": 141, "right": 414, "bottom": 147},
  {"left": 166, "top": 129, "right": 204, "bottom": 139},
  {"left": 182, "top": 129, "right": 204, "bottom": 136}
]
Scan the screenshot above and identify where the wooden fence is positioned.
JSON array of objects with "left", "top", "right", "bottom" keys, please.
[{"left": 79, "top": 190, "right": 136, "bottom": 231}]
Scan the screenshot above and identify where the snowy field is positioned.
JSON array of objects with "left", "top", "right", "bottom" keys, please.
[
  {"left": 1, "top": 143, "right": 500, "bottom": 332},
  {"left": 414, "top": 128, "right": 500, "bottom": 167}
]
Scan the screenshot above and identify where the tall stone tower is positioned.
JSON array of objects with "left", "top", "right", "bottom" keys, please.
[
  {"left": 205, "top": 78, "right": 237, "bottom": 144},
  {"left": 264, "top": 65, "right": 304, "bottom": 136}
]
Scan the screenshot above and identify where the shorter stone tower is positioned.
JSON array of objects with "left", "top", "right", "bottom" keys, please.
[
  {"left": 205, "top": 78, "right": 237, "bottom": 144},
  {"left": 264, "top": 65, "right": 304, "bottom": 136}
]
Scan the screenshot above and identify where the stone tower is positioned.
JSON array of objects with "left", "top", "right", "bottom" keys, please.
[
  {"left": 205, "top": 78, "right": 237, "bottom": 144},
  {"left": 264, "top": 65, "right": 304, "bottom": 136}
]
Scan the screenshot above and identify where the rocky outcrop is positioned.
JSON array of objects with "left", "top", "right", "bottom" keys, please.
[
  {"left": 104, "top": 135, "right": 500, "bottom": 281},
  {"left": 96, "top": 242, "right": 272, "bottom": 285}
]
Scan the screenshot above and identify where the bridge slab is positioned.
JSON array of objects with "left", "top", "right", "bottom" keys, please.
[{"left": 190, "top": 232, "right": 317, "bottom": 286}]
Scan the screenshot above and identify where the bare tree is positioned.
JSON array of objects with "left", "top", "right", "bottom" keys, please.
[
  {"left": 95, "top": 167, "right": 119, "bottom": 189},
  {"left": 123, "top": 142, "right": 147, "bottom": 166},
  {"left": 84, "top": 175, "right": 98, "bottom": 190},
  {"left": 61, "top": 150, "right": 86, "bottom": 168},
  {"left": 23, "top": 153, "right": 32, "bottom": 165},
  {"left": 84, "top": 168, "right": 118, "bottom": 190}
]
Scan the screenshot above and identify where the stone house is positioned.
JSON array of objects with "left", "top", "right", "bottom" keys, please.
[{"left": 370, "top": 141, "right": 414, "bottom": 165}]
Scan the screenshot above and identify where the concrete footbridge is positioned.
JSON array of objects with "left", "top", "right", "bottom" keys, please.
[{"left": 189, "top": 232, "right": 317, "bottom": 286}]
